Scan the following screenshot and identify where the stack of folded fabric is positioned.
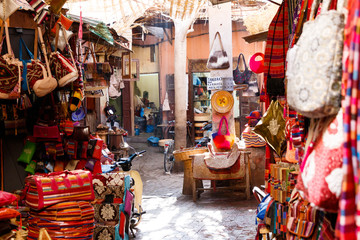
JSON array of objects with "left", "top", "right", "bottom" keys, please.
[
  {"left": 0, "top": 191, "right": 20, "bottom": 238},
  {"left": 24, "top": 170, "right": 95, "bottom": 239},
  {"left": 92, "top": 172, "right": 133, "bottom": 240}
]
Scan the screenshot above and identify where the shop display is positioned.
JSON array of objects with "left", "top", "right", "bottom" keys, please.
[
  {"left": 233, "top": 53, "right": 254, "bottom": 84},
  {"left": 286, "top": 0, "right": 344, "bottom": 118},
  {"left": 206, "top": 32, "right": 230, "bottom": 70}
]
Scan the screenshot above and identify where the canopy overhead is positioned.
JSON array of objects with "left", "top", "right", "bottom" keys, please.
[{"left": 65, "top": 0, "right": 271, "bottom": 37}]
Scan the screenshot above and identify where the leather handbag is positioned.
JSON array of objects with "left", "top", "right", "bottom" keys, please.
[
  {"left": 73, "top": 126, "right": 90, "bottom": 141},
  {"left": 49, "top": 23, "right": 78, "bottom": 87},
  {"left": 212, "top": 116, "right": 235, "bottom": 150},
  {"left": 0, "top": 22, "right": 23, "bottom": 99},
  {"left": 24, "top": 169, "right": 95, "bottom": 210},
  {"left": 34, "top": 26, "right": 57, "bottom": 97},
  {"left": 233, "top": 53, "right": 253, "bottom": 84},
  {"left": 19, "top": 30, "right": 55, "bottom": 97},
  {"left": 206, "top": 32, "right": 230, "bottom": 70},
  {"left": 286, "top": 0, "right": 344, "bottom": 118}
]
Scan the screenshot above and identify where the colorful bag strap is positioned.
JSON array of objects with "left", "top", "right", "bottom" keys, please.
[{"left": 217, "top": 116, "right": 230, "bottom": 135}]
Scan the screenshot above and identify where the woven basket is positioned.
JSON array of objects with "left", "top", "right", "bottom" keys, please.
[{"left": 173, "top": 147, "right": 208, "bottom": 161}]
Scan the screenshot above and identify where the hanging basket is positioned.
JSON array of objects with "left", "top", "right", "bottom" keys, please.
[{"left": 173, "top": 147, "right": 208, "bottom": 161}]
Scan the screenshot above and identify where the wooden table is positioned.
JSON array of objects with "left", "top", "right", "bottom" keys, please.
[{"left": 191, "top": 150, "right": 251, "bottom": 202}]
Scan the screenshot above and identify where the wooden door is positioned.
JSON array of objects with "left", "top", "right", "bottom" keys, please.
[{"left": 122, "top": 81, "right": 132, "bottom": 135}]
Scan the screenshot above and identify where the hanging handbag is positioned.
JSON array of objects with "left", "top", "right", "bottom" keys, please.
[
  {"left": 233, "top": 53, "right": 253, "bottom": 84},
  {"left": 249, "top": 52, "right": 265, "bottom": 74},
  {"left": 19, "top": 28, "right": 55, "bottom": 97},
  {"left": 1, "top": 103, "right": 27, "bottom": 136},
  {"left": 212, "top": 116, "right": 235, "bottom": 150},
  {"left": 0, "top": 21, "right": 23, "bottom": 99},
  {"left": 73, "top": 126, "right": 90, "bottom": 141},
  {"left": 286, "top": 0, "right": 344, "bottom": 118},
  {"left": 206, "top": 32, "right": 230, "bottom": 70},
  {"left": 296, "top": 110, "right": 343, "bottom": 212},
  {"left": 49, "top": 23, "right": 78, "bottom": 87},
  {"left": 33, "top": 26, "right": 57, "bottom": 97},
  {"left": 286, "top": 191, "right": 319, "bottom": 240},
  {"left": 24, "top": 169, "right": 95, "bottom": 210},
  {"left": 264, "top": 1, "right": 288, "bottom": 97}
]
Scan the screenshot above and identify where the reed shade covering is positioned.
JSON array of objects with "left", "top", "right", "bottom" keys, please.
[
  {"left": 65, "top": 0, "right": 207, "bottom": 35},
  {"left": 211, "top": 90, "right": 234, "bottom": 113}
]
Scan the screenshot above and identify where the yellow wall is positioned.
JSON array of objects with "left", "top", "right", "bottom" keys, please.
[
  {"left": 132, "top": 45, "right": 159, "bottom": 73},
  {"left": 136, "top": 73, "right": 160, "bottom": 108}
]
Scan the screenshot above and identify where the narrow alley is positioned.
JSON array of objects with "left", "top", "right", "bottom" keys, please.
[{"left": 128, "top": 139, "right": 258, "bottom": 240}]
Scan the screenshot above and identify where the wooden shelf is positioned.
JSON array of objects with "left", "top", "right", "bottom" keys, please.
[{"left": 243, "top": 31, "right": 268, "bottom": 43}]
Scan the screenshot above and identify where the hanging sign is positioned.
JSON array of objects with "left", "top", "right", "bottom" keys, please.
[{"left": 207, "top": 77, "right": 234, "bottom": 91}]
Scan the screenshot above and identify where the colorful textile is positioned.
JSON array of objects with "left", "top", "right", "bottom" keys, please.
[
  {"left": 263, "top": 0, "right": 289, "bottom": 89},
  {"left": 336, "top": 0, "right": 359, "bottom": 238},
  {"left": 24, "top": 170, "right": 95, "bottom": 210}
]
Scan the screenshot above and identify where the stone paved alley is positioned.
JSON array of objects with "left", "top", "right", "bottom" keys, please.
[{"left": 127, "top": 138, "right": 258, "bottom": 240}]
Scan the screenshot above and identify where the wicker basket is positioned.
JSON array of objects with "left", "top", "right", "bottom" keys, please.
[{"left": 173, "top": 147, "right": 208, "bottom": 161}]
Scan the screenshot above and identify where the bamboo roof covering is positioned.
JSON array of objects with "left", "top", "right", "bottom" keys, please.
[{"left": 65, "top": 0, "right": 272, "bottom": 37}]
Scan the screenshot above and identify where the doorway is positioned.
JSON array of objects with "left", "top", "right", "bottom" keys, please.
[{"left": 134, "top": 73, "right": 160, "bottom": 134}]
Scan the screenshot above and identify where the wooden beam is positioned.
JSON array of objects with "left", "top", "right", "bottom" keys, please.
[{"left": 163, "top": 28, "right": 172, "bottom": 45}]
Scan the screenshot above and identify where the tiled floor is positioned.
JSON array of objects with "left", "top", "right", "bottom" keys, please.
[{"left": 127, "top": 138, "right": 258, "bottom": 240}]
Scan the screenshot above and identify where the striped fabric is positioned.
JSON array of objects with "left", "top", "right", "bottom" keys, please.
[
  {"left": 336, "top": 0, "right": 360, "bottom": 238},
  {"left": 30, "top": 201, "right": 94, "bottom": 222},
  {"left": 264, "top": 0, "right": 289, "bottom": 85},
  {"left": 25, "top": 170, "right": 95, "bottom": 210},
  {"left": 242, "top": 127, "right": 266, "bottom": 148},
  {"left": 28, "top": 218, "right": 95, "bottom": 240}
]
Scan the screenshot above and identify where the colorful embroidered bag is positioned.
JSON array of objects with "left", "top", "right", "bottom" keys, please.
[
  {"left": 0, "top": 22, "right": 23, "bottom": 99},
  {"left": 286, "top": 0, "right": 344, "bottom": 118}
]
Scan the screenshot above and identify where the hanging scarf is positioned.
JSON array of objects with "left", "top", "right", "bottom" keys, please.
[{"left": 336, "top": 0, "right": 360, "bottom": 238}]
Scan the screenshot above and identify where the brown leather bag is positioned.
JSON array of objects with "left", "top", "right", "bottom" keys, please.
[{"left": 73, "top": 126, "right": 90, "bottom": 141}]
